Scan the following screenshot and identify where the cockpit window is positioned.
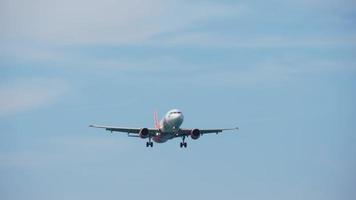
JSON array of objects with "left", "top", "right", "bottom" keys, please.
[{"left": 170, "top": 111, "right": 181, "bottom": 114}]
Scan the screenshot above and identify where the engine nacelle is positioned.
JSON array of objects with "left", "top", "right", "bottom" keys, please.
[
  {"left": 190, "top": 129, "right": 201, "bottom": 140},
  {"left": 139, "top": 128, "right": 149, "bottom": 139}
]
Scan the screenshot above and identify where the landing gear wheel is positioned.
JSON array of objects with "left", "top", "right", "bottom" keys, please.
[
  {"left": 146, "top": 136, "right": 154, "bottom": 148},
  {"left": 180, "top": 142, "right": 187, "bottom": 148},
  {"left": 146, "top": 142, "right": 153, "bottom": 147},
  {"left": 180, "top": 136, "right": 187, "bottom": 148},
  {"left": 180, "top": 135, "right": 187, "bottom": 148}
]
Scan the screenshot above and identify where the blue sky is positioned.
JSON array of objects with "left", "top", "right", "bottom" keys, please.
[{"left": 1, "top": 0, "right": 356, "bottom": 199}]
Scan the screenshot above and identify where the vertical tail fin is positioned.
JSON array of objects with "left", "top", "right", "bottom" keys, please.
[{"left": 154, "top": 111, "right": 160, "bottom": 129}]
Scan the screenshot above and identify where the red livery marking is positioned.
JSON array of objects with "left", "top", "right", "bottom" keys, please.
[{"left": 154, "top": 111, "right": 159, "bottom": 128}]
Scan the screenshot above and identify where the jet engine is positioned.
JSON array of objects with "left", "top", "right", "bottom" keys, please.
[
  {"left": 139, "top": 128, "right": 149, "bottom": 138},
  {"left": 190, "top": 129, "right": 201, "bottom": 140}
]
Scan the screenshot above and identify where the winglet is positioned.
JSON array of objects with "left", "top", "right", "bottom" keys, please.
[{"left": 154, "top": 111, "right": 160, "bottom": 129}]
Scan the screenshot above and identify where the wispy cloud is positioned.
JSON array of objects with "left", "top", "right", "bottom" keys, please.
[
  {"left": 1, "top": 0, "right": 354, "bottom": 48},
  {"left": 0, "top": 79, "right": 69, "bottom": 116},
  {"left": 0, "top": 0, "right": 241, "bottom": 45},
  {"left": 149, "top": 32, "right": 356, "bottom": 48},
  {"left": 0, "top": 136, "right": 131, "bottom": 169}
]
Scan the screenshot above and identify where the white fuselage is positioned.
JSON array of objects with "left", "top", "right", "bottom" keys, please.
[{"left": 153, "top": 109, "right": 184, "bottom": 143}]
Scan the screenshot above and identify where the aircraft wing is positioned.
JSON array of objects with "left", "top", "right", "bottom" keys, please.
[
  {"left": 178, "top": 127, "right": 238, "bottom": 137},
  {"left": 89, "top": 124, "right": 159, "bottom": 136}
]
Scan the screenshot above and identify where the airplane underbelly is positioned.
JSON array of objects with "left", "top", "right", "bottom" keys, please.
[
  {"left": 152, "top": 137, "right": 167, "bottom": 143},
  {"left": 153, "top": 132, "right": 175, "bottom": 143}
]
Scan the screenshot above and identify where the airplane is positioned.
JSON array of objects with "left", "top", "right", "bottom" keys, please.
[{"left": 89, "top": 109, "right": 238, "bottom": 148}]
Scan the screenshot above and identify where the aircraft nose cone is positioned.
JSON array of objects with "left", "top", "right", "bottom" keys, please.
[
  {"left": 172, "top": 113, "right": 183, "bottom": 124},
  {"left": 178, "top": 113, "right": 184, "bottom": 121}
]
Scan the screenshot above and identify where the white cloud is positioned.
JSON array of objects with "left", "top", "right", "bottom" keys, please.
[
  {"left": 149, "top": 32, "right": 356, "bottom": 48},
  {"left": 0, "top": 0, "right": 354, "bottom": 48},
  {"left": 0, "top": 43, "right": 66, "bottom": 63},
  {"left": 0, "top": 0, "right": 241, "bottom": 45},
  {"left": 151, "top": 57, "right": 356, "bottom": 88},
  {"left": 0, "top": 79, "right": 69, "bottom": 116},
  {"left": 0, "top": 136, "right": 131, "bottom": 168},
  {"left": 1, "top": 0, "right": 159, "bottom": 44}
]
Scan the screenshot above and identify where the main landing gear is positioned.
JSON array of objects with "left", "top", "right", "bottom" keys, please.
[
  {"left": 180, "top": 136, "right": 187, "bottom": 148},
  {"left": 146, "top": 142, "right": 153, "bottom": 147},
  {"left": 146, "top": 137, "right": 153, "bottom": 147}
]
